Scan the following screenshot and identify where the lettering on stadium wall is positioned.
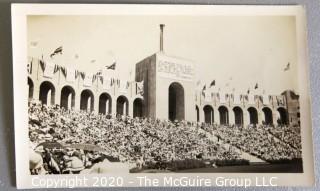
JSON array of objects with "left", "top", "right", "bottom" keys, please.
[{"left": 157, "top": 59, "right": 194, "bottom": 81}]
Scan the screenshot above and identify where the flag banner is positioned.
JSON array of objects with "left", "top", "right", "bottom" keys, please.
[
  {"left": 103, "top": 77, "right": 111, "bottom": 90},
  {"left": 204, "top": 91, "right": 212, "bottom": 102},
  {"left": 284, "top": 62, "right": 290, "bottom": 71},
  {"left": 248, "top": 94, "right": 255, "bottom": 104},
  {"left": 210, "top": 80, "right": 215, "bottom": 87},
  {"left": 276, "top": 96, "right": 285, "bottom": 106},
  {"left": 99, "top": 75, "right": 103, "bottom": 84},
  {"left": 53, "top": 64, "right": 60, "bottom": 74},
  {"left": 119, "top": 80, "right": 127, "bottom": 93},
  {"left": 220, "top": 92, "right": 226, "bottom": 103},
  {"left": 43, "top": 61, "right": 55, "bottom": 78},
  {"left": 234, "top": 93, "right": 241, "bottom": 104},
  {"left": 92, "top": 75, "right": 97, "bottom": 83},
  {"left": 27, "top": 60, "right": 33, "bottom": 74},
  {"left": 39, "top": 60, "right": 46, "bottom": 71},
  {"left": 106, "top": 62, "right": 116, "bottom": 70},
  {"left": 60, "top": 66, "right": 67, "bottom": 77},
  {"left": 50, "top": 46, "right": 63, "bottom": 58},
  {"left": 83, "top": 73, "right": 93, "bottom": 87},
  {"left": 136, "top": 81, "right": 144, "bottom": 95},
  {"left": 66, "top": 67, "right": 76, "bottom": 82},
  {"left": 263, "top": 95, "right": 270, "bottom": 104}
]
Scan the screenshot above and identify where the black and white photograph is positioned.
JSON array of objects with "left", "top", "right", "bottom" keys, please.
[{"left": 12, "top": 4, "right": 315, "bottom": 188}]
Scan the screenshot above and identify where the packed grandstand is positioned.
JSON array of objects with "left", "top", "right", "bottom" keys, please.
[{"left": 28, "top": 101, "right": 302, "bottom": 175}]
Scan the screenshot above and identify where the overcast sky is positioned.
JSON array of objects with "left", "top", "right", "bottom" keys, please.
[{"left": 28, "top": 15, "right": 298, "bottom": 95}]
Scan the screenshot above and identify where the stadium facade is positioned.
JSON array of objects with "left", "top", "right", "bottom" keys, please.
[
  {"left": 27, "top": 54, "right": 300, "bottom": 127},
  {"left": 27, "top": 25, "right": 300, "bottom": 127}
]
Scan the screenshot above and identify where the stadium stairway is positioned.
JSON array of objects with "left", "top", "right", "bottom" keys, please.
[{"left": 195, "top": 127, "right": 267, "bottom": 164}]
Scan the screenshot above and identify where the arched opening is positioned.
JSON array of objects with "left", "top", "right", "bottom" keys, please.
[
  {"left": 116, "top": 95, "right": 129, "bottom": 116},
  {"left": 203, "top": 105, "right": 214, "bottom": 124},
  {"left": 218, "top": 106, "right": 229, "bottom": 125},
  {"left": 60, "top": 86, "right": 75, "bottom": 110},
  {"left": 168, "top": 82, "right": 185, "bottom": 121},
  {"left": 99, "top": 93, "right": 112, "bottom": 114},
  {"left": 133, "top": 98, "right": 143, "bottom": 118},
  {"left": 39, "top": 81, "right": 55, "bottom": 105},
  {"left": 277, "top": 107, "right": 288, "bottom": 125},
  {"left": 80, "top": 89, "right": 94, "bottom": 112},
  {"left": 28, "top": 77, "right": 34, "bottom": 99},
  {"left": 233, "top": 106, "right": 243, "bottom": 126},
  {"left": 262, "top": 107, "right": 273, "bottom": 125},
  {"left": 248, "top": 107, "right": 258, "bottom": 125},
  {"left": 196, "top": 105, "right": 200, "bottom": 122}
]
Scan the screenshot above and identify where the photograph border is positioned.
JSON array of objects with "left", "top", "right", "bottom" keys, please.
[{"left": 12, "top": 4, "right": 315, "bottom": 188}]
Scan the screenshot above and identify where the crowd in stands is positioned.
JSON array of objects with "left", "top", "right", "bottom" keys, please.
[
  {"left": 28, "top": 101, "right": 302, "bottom": 174},
  {"left": 28, "top": 101, "right": 241, "bottom": 174},
  {"left": 267, "top": 125, "right": 302, "bottom": 150},
  {"left": 210, "top": 124, "right": 302, "bottom": 162}
]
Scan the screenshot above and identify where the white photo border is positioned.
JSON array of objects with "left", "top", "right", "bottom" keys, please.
[{"left": 12, "top": 4, "right": 315, "bottom": 189}]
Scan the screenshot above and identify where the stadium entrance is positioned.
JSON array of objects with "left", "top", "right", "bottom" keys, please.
[
  {"left": 134, "top": 24, "right": 196, "bottom": 121},
  {"left": 168, "top": 82, "right": 185, "bottom": 121}
]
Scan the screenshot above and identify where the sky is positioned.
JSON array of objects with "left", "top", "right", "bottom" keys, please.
[{"left": 27, "top": 15, "right": 298, "bottom": 95}]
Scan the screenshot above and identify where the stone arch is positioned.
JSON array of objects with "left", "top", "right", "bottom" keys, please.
[
  {"left": 233, "top": 106, "right": 243, "bottom": 126},
  {"left": 133, "top": 98, "right": 143, "bottom": 118},
  {"left": 262, "top": 107, "right": 273, "bottom": 125},
  {"left": 247, "top": 107, "right": 258, "bottom": 125},
  {"left": 28, "top": 77, "right": 34, "bottom": 99},
  {"left": 218, "top": 106, "right": 229, "bottom": 125},
  {"left": 203, "top": 105, "right": 214, "bottom": 124},
  {"left": 60, "top": 86, "right": 75, "bottom": 110},
  {"left": 80, "top": 89, "right": 94, "bottom": 112},
  {"left": 39, "top": 81, "right": 55, "bottom": 105},
  {"left": 116, "top": 95, "right": 129, "bottom": 116},
  {"left": 277, "top": 107, "right": 288, "bottom": 125},
  {"left": 168, "top": 82, "right": 185, "bottom": 121},
  {"left": 99, "top": 93, "right": 112, "bottom": 114}
]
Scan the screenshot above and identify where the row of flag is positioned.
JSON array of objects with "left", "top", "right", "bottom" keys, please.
[
  {"left": 28, "top": 58, "right": 144, "bottom": 95},
  {"left": 197, "top": 91, "right": 285, "bottom": 106},
  {"left": 198, "top": 62, "right": 291, "bottom": 95}
]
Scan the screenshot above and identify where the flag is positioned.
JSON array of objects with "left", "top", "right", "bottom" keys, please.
[
  {"left": 66, "top": 67, "right": 75, "bottom": 82},
  {"left": 84, "top": 73, "right": 93, "bottom": 87},
  {"left": 201, "top": 85, "right": 206, "bottom": 97},
  {"left": 50, "top": 46, "right": 63, "bottom": 58},
  {"left": 210, "top": 80, "right": 215, "bottom": 87},
  {"left": 136, "top": 81, "right": 144, "bottom": 95},
  {"left": 60, "top": 66, "right": 67, "bottom": 77},
  {"left": 27, "top": 59, "right": 33, "bottom": 74},
  {"left": 103, "top": 78, "right": 111, "bottom": 90},
  {"left": 54, "top": 64, "right": 60, "bottom": 74},
  {"left": 40, "top": 60, "right": 46, "bottom": 71},
  {"left": 254, "top": 83, "right": 258, "bottom": 89},
  {"left": 202, "top": 85, "right": 206, "bottom": 92},
  {"left": 96, "top": 69, "right": 102, "bottom": 76},
  {"left": 43, "top": 62, "right": 55, "bottom": 78},
  {"left": 284, "top": 62, "right": 290, "bottom": 71},
  {"left": 106, "top": 62, "right": 116, "bottom": 70}
]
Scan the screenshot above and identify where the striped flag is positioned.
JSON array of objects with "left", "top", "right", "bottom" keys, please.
[
  {"left": 50, "top": 46, "right": 63, "bottom": 58},
  {"left": 106, "top": 62, "right": 116, "bottom": 70}
]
